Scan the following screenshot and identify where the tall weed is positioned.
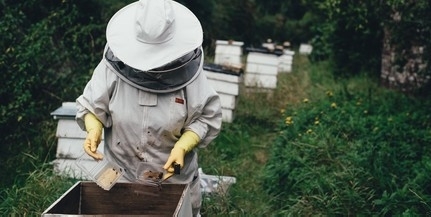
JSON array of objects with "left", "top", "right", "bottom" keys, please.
[{"left": 0, "top": 164, "right": 76, "bottom": 216}]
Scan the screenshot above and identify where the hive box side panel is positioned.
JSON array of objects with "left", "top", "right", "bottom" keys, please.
[
  {"left": 41, "top": 182, "right": 81, "bottom": 216},
  {"left": 207, "top": 79, "right": 240, "bottom": 96},
  {"left": 218, "top": 93, "right": 237, "bottom": 109},
  {"left": 279, "top": 55, "right": 293, "bottom": 62},
  {"left": 176, "top": 184, "right": 193, "bottom": 217},
  {"left": 244, "top": 73, "right": 277, "bottom": 89},
  {"left": 246, "top": 63, "right": 278, "bottom": 75},
  {"left": 246, "top": 52, "right": 278, "bottom": 65},
  {"left": 299, "top": 43, "right": 313, "bottom": 54},
  {"left": 215, "top": 44, "right": 243, "bottom": 55},
  {"left": 56, "top": 119, "right": 105, "bottom": 139},
  {"left": 56, "top": 119, "right": 87, "bottom": 139},
  {"left": 56, "top": 137, "right": 104, "bottom": 159},
  {"left": 278, "top": 64, "right": 292, "bottom": 73},
  {"left": 221, "top": 108, "right": 234, "bottom": 123},
  {"left": 214, "top": 42, "right": 243, "bottom": 66},
  {"left": 214, "top": 55, "right": 242, "bottom": 66},
  {"left": 53, "top": 158, "right": 95, "bottom": 179},
  {"left": 205, "top": 70, "right": 242, "bottom": 83}
]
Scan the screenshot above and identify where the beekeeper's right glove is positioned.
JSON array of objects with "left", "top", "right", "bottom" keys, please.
[
  {"left": 163, "top": 130, "right": 200, "bottom": 173},
  {"left": 84, "top": 113, "right": 104, "bottom": 160}
]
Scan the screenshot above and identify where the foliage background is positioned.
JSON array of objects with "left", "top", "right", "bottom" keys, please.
[
  {"left": 1, "top": 0, "right": 106, "bottom": 190},
  {"left": 1, "top": 0, "right": 431, "bottom": 215}
]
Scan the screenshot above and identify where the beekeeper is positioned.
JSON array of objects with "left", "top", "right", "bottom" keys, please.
[{"left": 75, "top": 0, "right": 222, "bottom": 215}]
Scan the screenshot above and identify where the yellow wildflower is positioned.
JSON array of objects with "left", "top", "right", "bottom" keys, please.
[
  {"left": 331, "top": 102, "right": 337, "bottom": 108},
  {"left": 285, "top": 116, "right": 294, "bottom": 125}
]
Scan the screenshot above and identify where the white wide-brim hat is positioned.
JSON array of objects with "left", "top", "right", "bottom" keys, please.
[{"left": 106, "top": 0, "right": 203, "bottom": 71}]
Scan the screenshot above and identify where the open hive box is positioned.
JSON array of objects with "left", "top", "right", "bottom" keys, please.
[{"left": 42, "top": 181, "right": 192, "bottom": 216}]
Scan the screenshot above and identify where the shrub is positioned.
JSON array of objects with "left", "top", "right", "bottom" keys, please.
[
  {"left": 262, "top": 80, "right": 431, "bottom": 215},
  {"left": 0, "top": 0, "right": 106, "bottom": 190},
  {"left": 310, "top": 0, "right": 431, "bottom": 83}
]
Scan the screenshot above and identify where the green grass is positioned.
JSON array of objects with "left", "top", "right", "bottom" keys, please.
[
  {"left": 263, "top": 86, "right": 431, "bottom": 215},
  {"left": 199, "top": 54, "right": 314, "bottom": 216},
  {"left": 200, "top": 55, "right": 431, "bottom": 215},
  {"left": 1, "top": 54, "right": 430, "bottom": 216},
  {"left": 0, "top": 164, "right": 77, "bottom": 215}
]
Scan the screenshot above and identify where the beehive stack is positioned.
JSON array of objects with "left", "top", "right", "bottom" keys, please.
[
  {"left": 50, "top": 102, "right": 104, "bottom": 179},
  {"left": 204, "top": 63, "right": 242, "bottom": 123}
]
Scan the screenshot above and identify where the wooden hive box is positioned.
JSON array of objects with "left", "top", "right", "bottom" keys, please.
[
  {"left": 204, "top": 63, "right": 243, "bottom": 123},
  {"left": 42, "top": 181, "right": 192, "bottom": 216},
  {"left": 278, "top": 49, "right": 295, "bottom": 73},
  {"left": 299, "top": 43, "right": 313, "bottom": 55},
  {"left": 214, "top": 40, "right": 244, "bottom": 66},
  {"left": 244, "top": 48, "right": 279, "bottom": 89},
  {"left": 51, "top": 102, "right": 104, "bottom": 179}
]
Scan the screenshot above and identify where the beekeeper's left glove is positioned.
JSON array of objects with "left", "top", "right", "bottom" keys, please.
[
  {"left": 163, "top": 130, "right": 200, "bottom": 173},
  {"left": 84, "top": 113, "right": 104, "bottom": 160}
]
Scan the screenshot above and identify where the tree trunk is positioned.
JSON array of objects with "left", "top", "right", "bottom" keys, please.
[{"left": 380, "top": 22, "right": 429, "bottom": 93}]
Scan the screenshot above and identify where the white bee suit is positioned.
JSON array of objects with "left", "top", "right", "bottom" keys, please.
[{"left": 75, "top": 51, "right": 222, "bottom": 214}]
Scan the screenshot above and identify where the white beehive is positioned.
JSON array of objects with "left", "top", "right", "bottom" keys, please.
[
  {"left": 204, "top": 63, "right": 242, "bottom": 123},
  {"left": 278, "top": 49, "right": 295, "bottom": 73},
  {"left": 50, "top": 102, "right": 104, "bottom": 179},
  {"left": 214, "top": 40, "right": 244, "bottom": 67},
  {"left": 244, "top": 50, "right": 279, "bottom": 89},
  {"left": 299, "top": 43, "right": 313, "bottom": 55}
]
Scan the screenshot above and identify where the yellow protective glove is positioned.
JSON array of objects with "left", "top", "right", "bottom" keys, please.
[
  {"left": 163, "top": 130, "right": 200, "bottom": 173},
  {"left": 84, "top": 113, "right": 104, "bottom": 160}
]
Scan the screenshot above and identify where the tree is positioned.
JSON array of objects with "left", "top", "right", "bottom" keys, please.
[{"left": 380, "top": 0, "right": 431, "bottom": 93}]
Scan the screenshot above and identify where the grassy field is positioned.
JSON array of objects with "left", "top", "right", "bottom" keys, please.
[
  {"left": 200, "top": 54, "right": 431, "bottom": 215},
  {"left": 199, "top": 54, "right": 313, "bottom": 215},
  {"left": 1, "top": 54, "right": 430, "bottom": 216}
]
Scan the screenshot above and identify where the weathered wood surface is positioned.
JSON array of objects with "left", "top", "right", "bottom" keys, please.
[{"left": 42, "top": 182, "right": 192, "bottom": 216}]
